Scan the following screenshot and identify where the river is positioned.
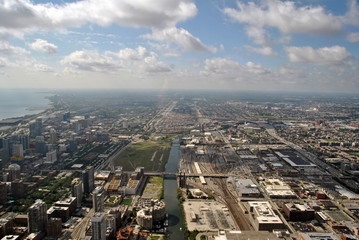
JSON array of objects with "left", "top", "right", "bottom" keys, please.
[{"left": 163, "top": 139, "right": 185, "bottom": 240}]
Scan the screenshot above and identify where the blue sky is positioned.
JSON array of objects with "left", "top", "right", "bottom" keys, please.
[{"left": 0, "top": 0, "right": 359, "bottom": 92}]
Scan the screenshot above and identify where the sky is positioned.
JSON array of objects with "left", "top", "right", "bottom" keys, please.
[{"left": 0, "top": 0, "right": 359, "bottom": 93}]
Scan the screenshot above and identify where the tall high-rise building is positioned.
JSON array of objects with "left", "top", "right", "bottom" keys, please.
[
  {"left": 69, "top": 139, "right": 78, "bottom": 153},
  {"left": 28, "top": 199, "right": 47, "bottom": 233},
  {"left": 8, "top": 164, "right": 21, "bottom": 182},
  {"left": 46, "top": 218, "right": 62, "bottom": 239},
  {"left": 35, "top": 118, "right": 42, "bottom": 130},
  {"left": 71, "top": 178, "right": 83, "bottom": 208},
  {"left": 11, "top": 144, "right": 23, "bottom": 158},
  {"left": 20, "top": 134, "right": 29, "bottom": 150},
  {"left": 29, "top": 118, "right": 43, "bottom": 138},
  {"left": 49, "top": 129, "right": 57, "bottom": 145},
  {"left": 91, "top": 212, "right": 106, "bottom": 240},
  {"left": 0, "top": 182, "right": 7, "bottom": 205},
  {"left": 46, "top": 150, "right": 57, "bottom": 163},
  {"left": 92, "top": 186, "right": 105, "bottom": 212},
  {"left": 35, "top": 137, "right": 47, "bottom": 156},
  {"left": 29, "top": 122, "right": 36, "bottom": 138},
  {"left": 11, "top": 179, "right": 24, "bottom": 198},
  {"left": 0, "top": 138, "right": 10, "bottom": 155},
  {"left": 82, "top": 166, "right": 94, "bottom": 194}
]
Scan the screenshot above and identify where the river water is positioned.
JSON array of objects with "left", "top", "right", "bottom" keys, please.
[{"left": 163, "top": 139, "right": 185, "bottom": 240}]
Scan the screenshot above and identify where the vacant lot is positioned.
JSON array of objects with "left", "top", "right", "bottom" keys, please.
[
  {"left": 113, "top": 139, "right": 171, "bottom": 171},
  {"left": 142, "top": 176, "right": 163, "bottom": 199}
]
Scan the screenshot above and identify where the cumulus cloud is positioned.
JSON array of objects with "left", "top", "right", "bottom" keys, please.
[
  {"left": 347, "top": 32, "right": 359, "bottom": 42},
  {"left": 0, "top": 0, "right": 209, "bottom": 54},
  {"left": 245, "top": 26, "right": 270, "bottom": 45},
  {"left": 0, "top": 0, "right": 197, "bottom": 30},
  {"left": 342, "top": 0, "right": 359, "bottom": 26},
  {"left": 202, "top": 58, "right": 242, "bottom": 75},
  {"left": 115, "top": 46, "right": 149, "bottom": 60},
  {"left": 61, "top": 46, "right": 171, "bottom": 74},
  {"left": 224, "top": 0, "right": 343, "bottom": 36},
  {"left": 0, "top": 41, "right": 29, "bottom": 56},
  {"left": 61, "top": 50, "right": 120, "bottom": 72},
  {"left": 143, "top": 27, "right": 216, "bottom": 53},
  {"left": 246, "top": 61, "right": 270, "bottom": 74},
  {"left": 0, "top": 57, "right": 7, "bottom": 67},
  {"left": 30, "top": 39, "right": 57, "bottom": 54},
  {"left": 143, "top": 54, "right": 171, "bottom": 73},
  {"left": 246, "top": 46, "right": 278, "bottom": 56},
  {"left": 285, "top": 45, "right": 352, "bottom": 65},
  {"left": 34, "top": 63, "right": 53, "bottom": 72}
]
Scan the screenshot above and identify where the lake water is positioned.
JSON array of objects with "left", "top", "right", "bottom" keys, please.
[
  {"left": 0, "top": 89, "right": 53, "bottom": 120},
  {"left": 163, "top": 139, "right": 185, "bottom": 240}
]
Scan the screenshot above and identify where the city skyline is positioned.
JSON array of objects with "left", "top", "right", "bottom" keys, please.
[{"left": 0, "top": 0, "right": 359, "bottom": 92}]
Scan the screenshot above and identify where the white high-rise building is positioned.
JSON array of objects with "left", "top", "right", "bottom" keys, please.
[
  {"left": 92, "top": 186, "right": 105, "bottom": 212},
  {"left": 71, "top": 178, "right": 83, "bottom": 208},
  {"left": 46, "top": 150, "right": 57, "bottom": 163},
  {"left": 91, "top": 212, "right": 106, "bottom": 240}
]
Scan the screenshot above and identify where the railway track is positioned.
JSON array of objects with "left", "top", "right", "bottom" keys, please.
[{"left": 216, "top": 179, "right": 251, "bottom": 231}]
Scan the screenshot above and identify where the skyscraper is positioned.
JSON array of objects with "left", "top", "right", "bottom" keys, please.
[
  {"left": 20, "top": 134, "right": 29, "bottom": 151},
  {"left": 11, "top": 144, "right": 23, "bottom": 158},
  {"left": 0, "top": 182, "right": 7, "bottom": 205},
  {"left": 91, "top": 212, "right": 106, "bottom": 240},
  {"left": 92, "top": 186, "right": 105, "bottom": 212},
  {"left": 8, "top": 164, "right": 21, "bottom": 182},
  {"left": 71, "top": 178, "right": 83, "bottom": 208},
  {"left": 82, "top": 166, "right": 94, "bottom": 194},
  {"left": 28, "top": 199, "right": 47, "bottom": 233},
  {"left": 49, "top": 129, "right": 57, "bottom": 145}
]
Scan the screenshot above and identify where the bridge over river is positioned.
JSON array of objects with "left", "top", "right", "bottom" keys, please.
[{"left": 143, "top": 171, "right": 236, "bottom": 178}]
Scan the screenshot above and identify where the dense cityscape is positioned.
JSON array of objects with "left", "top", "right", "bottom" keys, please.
[{"left": 0, "top": 91, "right": 358, "bottom": 240}]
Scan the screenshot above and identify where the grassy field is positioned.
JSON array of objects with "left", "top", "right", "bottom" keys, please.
[
  {"left": 120, "top": 198, "right": 132, "bottom": 206},
  {"left": 113, "top": 139, "right": 172, "bottom": 171}
]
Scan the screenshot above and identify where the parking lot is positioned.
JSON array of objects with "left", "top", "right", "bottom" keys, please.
[{"left": 183, "top": 200, "right": 237, "bottom": 231}]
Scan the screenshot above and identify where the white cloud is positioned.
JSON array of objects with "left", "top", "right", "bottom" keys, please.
[
  {"left": 246, "top": 46, "right": 278, "bottom": 56},
  {"left": 0, "top": 57, "right": 7, "bottom": 67},
  {"left": 245, "top": 26, "right": 269, "bottom": 45},
  {"left": 0, "top": 41, "right": 29, "bottom": 56},
  {"left": 285, "top": 45, "right": 352, "bottom": 65},
  {"left": 246, "top": 61, "right": 270, "bottom": 74},
  {"left": 143, "top": 54, "right": 171, "bottom": 73},
  {"left": 34, "top": 63, "right": 53, "bottom": 72},
  {"left": 61, "top": 46, "right": 171, "bottom": 74},
  {"left": 143, "top": 27, "right": 216, "bottom": 53},
  {"left": 0, "top": 0, "right": 197, "bottom": 30},
  {"left": 115, "top": 46, "right": 149, "bottom": 60},
  {"left": 30, "top": 39, "right": 57, "bottom": 54},
  {"left": 61, "top": 50, "right": 121, "bottom": 72},
  {"left": 347, "top": 32, "right": 359, "bottom": 42},
  {"left": 342, "top": 0, "right": 359, "bottom": 26},
  {"left": 202, "top": 58, "right": 242, "bottom": 75},
  {"left": 224, "top": 0, "right": 343, "bottom": 36},
  {"left": 0, "top": 0, "right": 209, "bottom": 54}
]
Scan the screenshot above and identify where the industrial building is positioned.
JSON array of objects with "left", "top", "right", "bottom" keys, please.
[
  {"left": 234, "top": 178, "right": 260, "bottom": 197},
  {"left": 247, "top": 201, "right": 285, "bottom": 231},
  {"left": 261, "top": 178, "right": 297, "bottom": 199},
  {"left": 283, "top": 203, "right": 315, "bottom": 221}
]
